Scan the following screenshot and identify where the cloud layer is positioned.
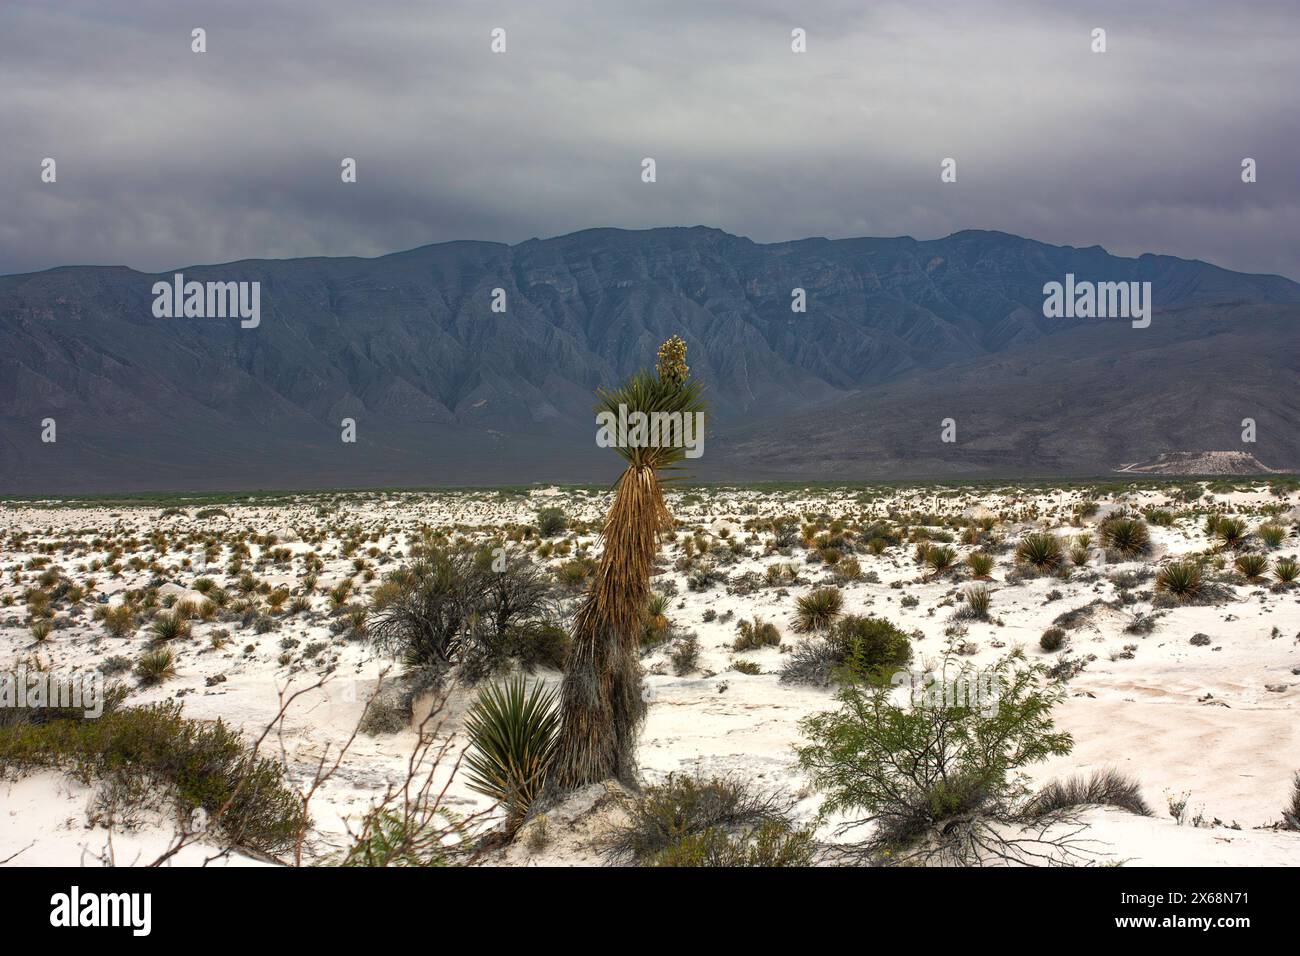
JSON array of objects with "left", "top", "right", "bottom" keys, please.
[{"left": 2, "top": 0, "right": 1296, "bottom": 279}]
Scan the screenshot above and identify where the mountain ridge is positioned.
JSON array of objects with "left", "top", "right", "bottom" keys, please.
[{"left": 2, "top": 226, "right": 1296, "bottom": 492}]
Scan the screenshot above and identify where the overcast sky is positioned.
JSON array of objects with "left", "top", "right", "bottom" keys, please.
[{"left": 2, "top": 0, "right": 1296, "bottom": 279}]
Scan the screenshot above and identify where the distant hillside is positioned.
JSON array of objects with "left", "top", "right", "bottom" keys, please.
[
  {"left": 1, "top": 227, "right": 1297, "bottom": 492},
  {"left": 1117, "top": 451, "right": 1282, "bottom": 476}
]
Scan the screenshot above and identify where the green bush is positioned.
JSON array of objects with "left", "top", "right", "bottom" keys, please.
[
  {"left": 536, "top": 507, "right": 568, "bottom": 538},
  {"left": 0, "top": 702, "right": 306, "bottom": 854},
  {"left": 796, "top": 655, "right": 1072, "bottom": 865}
]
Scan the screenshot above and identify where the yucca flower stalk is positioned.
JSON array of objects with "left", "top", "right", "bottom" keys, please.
[{"left": 550, "top": 336, "right": 705, "bottom": 791}]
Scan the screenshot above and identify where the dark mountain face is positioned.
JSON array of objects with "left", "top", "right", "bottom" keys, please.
[{"left": 1, "top": 227, "right": 1297, "bottom": 493}]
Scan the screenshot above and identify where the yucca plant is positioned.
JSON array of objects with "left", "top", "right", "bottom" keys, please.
[
  {"left": 464, "top": 676, "right": 560, "bottom": 833},
  {"left": 1235, "top": 553, "right": 1268, "bottom": 580},
  {"left": 149, "top": 610, "right": 191, "bottom": 643},
  {"left": 1258, "top": 524, "right": 1286, "bottom": 548},
  {"left": 135, "top": 646, "right": 177, "bottom": 686},
  {"left": 1155, "top": 561, "right": 1202, "bottom": 600},
  {"left": 793, "top": 586, "right": 844, "bottom": 633},
  {"left": 551, "top": 337, "right": 706, "bottom": 791},
  {"left": 1275, "top": 558, "right": 1299, "bottom": 584},
  {"left": 1016, "top": 533, "right": 1063, "bottom": 571},
  {"left": 963, "top": 584, "right": 991, "bottom": 619},
  {"left": 966, "top": 552, "right": 994, "bottom": 579},
  {"left": 924, "top": 545, "right": 957, "bottom": 578},
  {"left": 1215, "top": 517, "right": 1248, "bottom": 550},
  {"left": 1100, "top": 517, "right": 1150, "bottom": 559}
]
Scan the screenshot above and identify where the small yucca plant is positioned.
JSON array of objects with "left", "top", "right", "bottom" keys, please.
[
  {"left": 793, "top": 587, "right": 843, "bottom": 633},
  {"left": 924, "top": 545, "right": 957, "bottom": 578},
  {"left": 464, "top": 676, "right": 560, "bottom": 833},
  {"left": 1101, "top": 517, "right": 1150, "bottom": 559},
  {"left": 1215, "top": 517, "right": 1248, "bottom": 550},
  {"left": 30, "top": 618, "right": 53, "bottom": 643},
  {"left": 966, "top": 552, "right": 994, "bottom": 579},
  {"left": 136, "top": 646, "right": 177, "bottom": 685},
  {"left": 1234, "top": 553, "right": 1268, "bottom": 580},
  {"left": 1016, "top": 533, "right": 1063, "bottom": 571},
  {"left": 1258, "top": 524, "right": 1286, "bottom": 548},
  {"left": 149, "top": 610, "right": 191, "bottom": 643},
  {"left": 1274, "top": 558, "right": 1299, "bottom": 584},
  {"left": 963, "top": 584, "right": 991, "bottom": 618},
  {"left": 1155, "top": 561, "right": 1202, "bottom": 600}
]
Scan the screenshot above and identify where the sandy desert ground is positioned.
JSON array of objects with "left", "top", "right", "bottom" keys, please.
[{"left": 2, "top": 479, "right": 1298, "bottom": 867}]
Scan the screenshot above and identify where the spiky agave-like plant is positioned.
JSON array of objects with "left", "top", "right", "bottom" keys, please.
[{"left": 550, "top": 337, "right": 705, "bottom": 791}]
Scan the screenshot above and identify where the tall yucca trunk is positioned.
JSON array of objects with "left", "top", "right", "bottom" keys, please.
[{"left": 550, "top": 463, "right": 668, "bottom": 789}]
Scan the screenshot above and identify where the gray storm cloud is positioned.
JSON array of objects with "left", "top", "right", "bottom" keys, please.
[{"left": 1, "top": 0, "right": 1296, "bottom": 279}]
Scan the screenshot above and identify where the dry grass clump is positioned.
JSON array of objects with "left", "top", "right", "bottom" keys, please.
[{"left": 1026, "top": 769, "right": 1153, "bottom": 818}]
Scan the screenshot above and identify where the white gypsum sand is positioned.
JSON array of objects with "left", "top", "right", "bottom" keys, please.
[{"left": 1, "top": 481, "right": 1297, "bottom": 866}]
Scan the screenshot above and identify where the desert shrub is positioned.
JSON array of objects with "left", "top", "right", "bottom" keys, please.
[
  {"left": 0, "top": 701, "right": 306, "bottom": 853},
  {"left": 1143, "top": 508, "right": 1174, "bottom": 527},
  {"left": 369, "top": 547, "right": 552, "bottom": 679},
  {"left": 734, "top": 617, "right": 781, "bottom": 651},
  {"left": 1027, "top": 769, "right": 1152, "bottom": 818},
  {"left": 966, "top": 552, "right": 994, "bottom": 579},
  {"left": 463, "top": 676, "right": 559, "bottom": 833},
  {"left": 781, "top": 615, "right": 911, "bottom": 686},
  {"left": 96, "top": 603, "right": 136, "bottom": 638},
  {"left": 793, "top": 586, "right": 843, "bottom": 633},
  {"left": 536, "top": 507, "right": 568, "bottom": 538},
  {"left": 602, "top": 774, "right": 798, "bottom": 865},
  {"left": 670, "top": 633, "right": 700, "bottom": 676},
  {"left": 649, "top": 819, "right": 815, "bottom": 867},
  {"left": 687, "top": 563, "right": 722, "bottom": 592},
  {"left": 1284, "top": 772, "right": 1300, "bottom": 831},
  {"left": 1275, "top": 558, "right": 1299, "bottom": 584},
  {"left": 135, "top": 647, "right": 177, "bottom": 685},
  {"left": 1016, "top": 533, "right": 1063, "bottom": 572},
  {"left": 796, "top": 656, "right": 1072, "bottom": 865},
  {"left": 765, "top": 562, "right": 798, "bottom": 586},
  {"left": 1155, "top": 561, "right": 1202, "bottom": 600},
  {"left": 833, "top": 557, "right": 862, "bottom": 582},
  {"left": 1234, "top": 553, "right": 1268, "bottom": 580},
  {"left": 955, "top": 585, "right": 991, "bottom": 620},
  {"left": 30, "top": 619, "right": 53, "bottom": 643},
  {"left": 1039, "top": 627, "right": 1066, "bottom": 652},
  {"left": 1100, "top": 516, "right": 1150, "bottom": 559},
  {"left": 730, "top": 659, "right": 762, "bottom": 675}
]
